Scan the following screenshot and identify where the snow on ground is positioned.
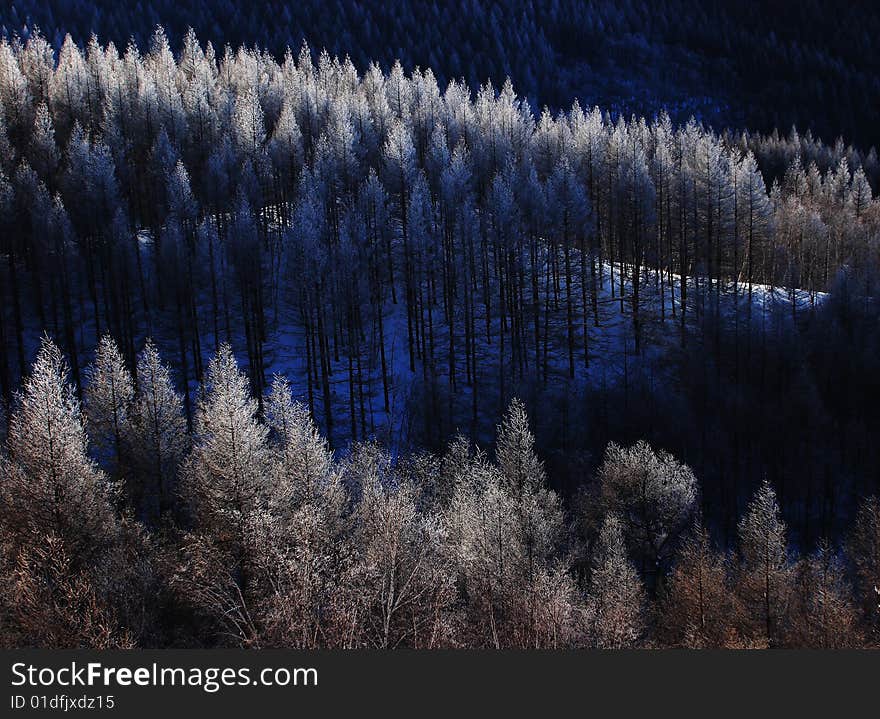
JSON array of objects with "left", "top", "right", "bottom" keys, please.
[
  {"left": 255, "top": 253, "right": 827, "bottom": 449},
  {"left": 3, "top": 230, "right": 828, "bottom": 453}
]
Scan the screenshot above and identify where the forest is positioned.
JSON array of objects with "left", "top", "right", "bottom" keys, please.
[
  {"left": 5, "top": 1, "right": 880, "bottom": 150},
  {"left": 0, "top": 25, "right": 879, "bottom": 648}
]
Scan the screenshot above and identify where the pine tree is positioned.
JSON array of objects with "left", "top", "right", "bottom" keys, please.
[
  {"left": 735, "top": 480, "right": 792, "bottom": 646},
  {"left": 83, "top": 334, "right": 134, "bottom": 473},
  {"left": 585, "top": 514, "right": 645, "bottom": 648},
  {"left": 181, "top": 344, "right": 270, "bottom": 547},
  {"left": 658, "top": 521, "right": 738, "bottom": 647},
  {"left": 785, "top": 539, "right": 862, "bottom": 648},
  {"left": 1, "top": 336, "right": 116, "bottom": 550},
  {"left": 127, "top": 339, "right": 187, "bottom": 520}
]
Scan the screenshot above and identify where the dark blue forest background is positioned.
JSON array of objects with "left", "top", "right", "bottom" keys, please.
[{"left": 4, "top": 0, "right": 880, "bottom": 151}]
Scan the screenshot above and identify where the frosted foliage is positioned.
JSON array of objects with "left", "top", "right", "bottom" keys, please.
[
  {"left": 182, "top": 344, "right": 270, "bottom": 533},
  {"left": 495, "top": 397, "right": 545, "bottom": 495},
  {"left": 2, "top": 336, "right": 114, "bottom": 545},
  {"left": 128, "top": 339, "right": 187, "bottom": 514},
  {"left": 83, "top": 334, "right": 134, "bottom": 463},
  {"left": 735, "top": 480, "right": 791, "bottom": 646},
  {"left": 266, "top": 374, "right": 336, "bottom": 508},
  {"left": 599, "top": 440, "right": 698, "bottom": 568},
  {"left": 585, "top": 514, "right": 645, "bottom": 648}
]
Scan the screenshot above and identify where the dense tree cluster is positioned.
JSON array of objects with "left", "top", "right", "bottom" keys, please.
[
  {"left": 5, "top": 1, "right": 880, "bottom": 151},
  {"left": 2, "top": 336, "right": 878, "bottom": 647},
  {"left": 0, "top": 29, "right": 879, "bottom": 543}
]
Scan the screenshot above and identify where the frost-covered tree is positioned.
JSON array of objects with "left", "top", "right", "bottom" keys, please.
[
  {"left": 598, "top": 440, "right": 698, "bottom": 579},
  {"left": 734, "top": 480, "right": 792, "bottom": 646},
  {"left": 1, "top": 532, "right": 136, "bottom": 649},
  {"left": 258, "top": 376, "right": 353, "bottom": 648},
  {"left": 1, "top": 336, "right": 116, "bottom": 550},
  {"left": 495, "top": 397, "right": 545, "bottom": 496},
  {"left": 268, "top": 100, "right": 303, "bottom": 195},
  {"left": 0, "top": 39, "right": 34, "bottom": 144},
  {"left": 0, "top": 345, "right": 153, "bottom": 649},
  {"left": 347, "top": 442, "right": 456, "bottom": 648},
  {"left": 492, "top": 399, "right": 575, "bottom": 646},
  {"left": 443, "top": 417, "right": 576, "bottom": 648},
  {"left": 785, "top": 540, "right": 862, "bottom": 648},
  {"left": 546, "top": 158, "right": 590, "bottom": 374},
  {"left": 166, "top": 159, "right": 198, "bottom": 228},
  {"left": 49, "top": 35, "right": 89, "bottom": 137},
  {"left": 658, "top": 521, "right": 738, "bottom": 647},
  {"left": 174, "top": 344, "right": 274, "bottom": 644},
  {"left": 127, "top": 339, "right": 187, "bottom": 520},
  {"left": 181, "top": 344, "right": 270, "bottom": 546},
  {"left": 734, "top": 152, "right": 772, "bottom": 312},
  {"left": 848, "top": 167, "right": 873, "bottom": 220},
  {"left": 585, "top": 514, "right": 645, "bottom": 648},
  {"left": 265, "top": 374, "right": 336, "bottom": 509},
  {"left": 233, "top": 86, "right": 266, "bottom": 158},
  {"left": 83, "top": 334, "right": 134, "bottom": 472},
  {"left": 28, "top": 102, "right": 59, "bottom": 182}
]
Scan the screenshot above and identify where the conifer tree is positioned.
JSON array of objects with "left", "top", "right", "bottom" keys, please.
[
  {"left": 181, "top": 343, "right": 270, "bottom": 545},
  {"left": 495, "top": 397, "right": 545, "bottom": 496},
  {"left": 1, "top": 336, "right": 115, "bottom": 551},
  {"left": 265, "top": 374, "right": 337, "bottom": 509},
  {"left": 128, "top": 339, "right": 187, "bottom": 519},
  {"left": 658, "top": 521, "right": 737, "bottom": 647},
  {"left": 785, "top": 540, "right": 862, "bottom": 648},
  {"left": 585, "top": 514, "right": 645, "bottom": 648},
  {"left": 735, "top": 480, "right": 792, "bottom": 647},
  {"left": 83, "top": 334, "right": 134, "bottom": 473}
]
